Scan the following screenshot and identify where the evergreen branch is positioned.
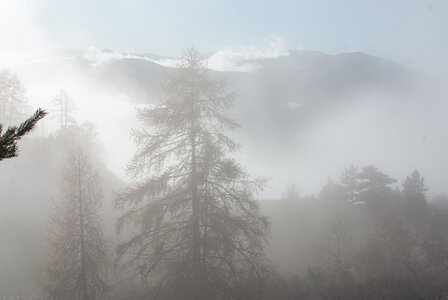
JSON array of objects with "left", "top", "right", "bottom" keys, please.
[{"left": 0, "top": 108, "right": 47, "bottom": 161}]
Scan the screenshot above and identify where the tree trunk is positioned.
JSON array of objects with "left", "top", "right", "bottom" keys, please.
[
  {"left": 189, "top": 72, "right": 202, "bottom": 290},
  {"left": 77, "top": 150, "right": 88, "bottom": 300},
  {"left": 191, "top": 125, "right": 201, "bottom": 281}
]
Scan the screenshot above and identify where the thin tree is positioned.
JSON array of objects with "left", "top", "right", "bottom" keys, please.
[
  {"left": 340, "top": 165, "right": 358, "bottom": 204},
  {"left": 402, "top": 170, "right": 427, "bottom": 207},
  {"left": 318, "top": 179, "right": 353, "bottom": 285},
  {"left": 51, "top": 89, "right": 77, "bottom": 130},
  {"left": 44, "top": 130, "right": 111, "bottom": 300},
  {"left": 115, "top": 48, "right": 269, "bottom": 299},
  {"left": 0, "top": 70, "right": 29, "bottom": 125},
  {"left": 0, "top": 108, "right": 46, "bottom": 161},
  {"left": 402, "top": 170, "right": 428, "bottom": 227}
]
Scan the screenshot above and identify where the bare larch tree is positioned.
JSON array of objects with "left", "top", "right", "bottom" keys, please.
[
  {"left": 51, "top": 89, "right": 77, "bottom": 130},
  {"left": 0, "top": 70, "right": 29, "bottom": 126},
  {"left": 115, "top": 48, "right": 270, "bottom": 299},
  {"left": 44, "top": 130, "right": 111, "bottom": 300}
]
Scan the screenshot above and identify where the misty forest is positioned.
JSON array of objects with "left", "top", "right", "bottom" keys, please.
[{"left": 2, "top": 1, "right": 448, "bottom": 300}]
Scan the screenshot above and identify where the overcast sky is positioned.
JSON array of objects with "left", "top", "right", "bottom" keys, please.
[{"left": 1, "top": 0, "right": 447, "bottom": 70}]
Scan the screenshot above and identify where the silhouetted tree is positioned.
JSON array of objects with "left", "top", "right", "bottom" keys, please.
[
  {"left": 115, "top": 48, "right": 269, "bottom": 299},
  {"left": 318, "top": 179, "right": 354, "bottom": 288},
  {"left": 402, "top": 170, "right": 428, "bottom": 226},
  {"left": 0, "top": 108, "right": 46, "bottom": 161},
  {"left": 282, "top": 184, "right": 300, "bottom": 201},
  {"left": 340, "top": 165, "right": 358, "bottom": 203},
  {"left": 319, "top": 179, "right": 345, "bottom": 203},
  {"left": 44, "top": 130, "right": 111, "bottom": 300},
  {"left": 51, "top": 89, "right": 77, "bottom": 130},
  {"left": 0, "top": 70, "right": 29, "bottom": 125},
  {"left": 354, "top": 215, "right": 429, "bottom": 299},
  {"left": 357, "top": 165, "right": 397, "bottom": 212}
]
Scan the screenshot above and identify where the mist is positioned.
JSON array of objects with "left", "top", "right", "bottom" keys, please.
[{"left": 1, "top": 1, "right": 448, "bottom": 299}]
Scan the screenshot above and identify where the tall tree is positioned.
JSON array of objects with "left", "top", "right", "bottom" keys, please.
[
  {"left": 115, "top": 48, "right": 269, "bottom": 299},
  {"left": 282, "top": 184, "right": 300, "bottom": 201},
  {"left": 51, "top": 89, "right": 77, "bottom": 130},
  {"left": 318, "top": 178, "right": 354, "bottom": 286},
  {"left": 44, "top": 130, "right": 111, "bottom": 300},
  {"left": 357, "top": 165, "right": 397, "bottom": 212},
  {"left": 402, "top": 170, "right": 428, "bottom": 226},
  {"left": 402, "top": 170, "right": 427, "bottom": 207},
  {"left": 0, "top": 70, "right": 29, "bottom": 126},
  {"left": 0, "top": 108, "right": 46, "bottom": 161},
  {"left": 340, "top": 165, "right": 358, "bottom": 204},
  {"left": 355, "top": 216, "right": 423, "bottom": 299},
  {"left": 319, "top": 178, "right": 345, "bottom": 203}
]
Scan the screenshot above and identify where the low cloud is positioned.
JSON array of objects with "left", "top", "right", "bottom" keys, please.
[
  {"left": 149, "top": 57, "right": 181, "bottom": 68},
  {"left": 79, "top": 36, "right": 292, "bottom": 72},
  {"left": 207, "top": 35, "right": 291, "bottom": 72},
  {"left": 82, "top": 47, "right": 148, "bottom": 68},
  {"left": 83, "top": 47, "right": 182, "bottom": 69}
]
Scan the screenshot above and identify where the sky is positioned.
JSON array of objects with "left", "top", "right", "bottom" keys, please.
[{"left": 1, "top": 0, "right": 447, "bottom": 70}]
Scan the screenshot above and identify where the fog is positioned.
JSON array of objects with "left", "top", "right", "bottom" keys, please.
[
  {"left": 12, "top": 49, "right": 448, "bottom": 199},
  {"left": 1, "top": 1, "right": 448, "bottom": 299}
]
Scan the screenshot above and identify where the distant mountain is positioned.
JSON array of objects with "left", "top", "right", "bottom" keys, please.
[
  {"left": 15, "top": 48, "right": 417, "bottom": 132},
  {"left": 12, "top": 48, "right": 426, "bottom": 198}
]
